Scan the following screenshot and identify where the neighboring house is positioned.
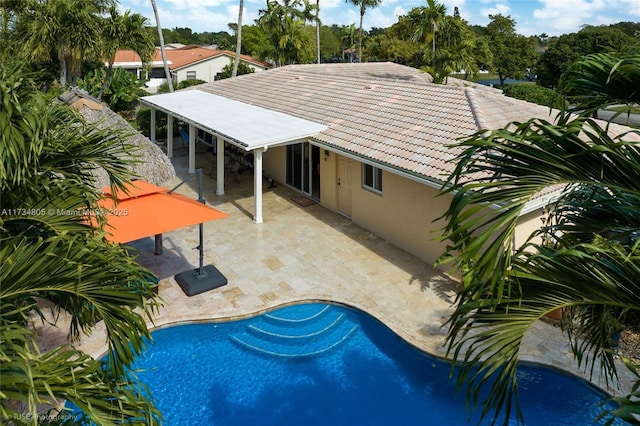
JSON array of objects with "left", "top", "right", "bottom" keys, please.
[
  {"left": 140, "top": 62, "right": 638, "bottom": 268},
  {"left": 164, "top": 43, "right": 186, "bottom": 50},
  {"left": 110, "top": 46, "right": 271, "bottom": 88}
]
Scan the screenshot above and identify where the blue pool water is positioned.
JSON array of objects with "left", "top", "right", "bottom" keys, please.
[{"left": 128, "top": 303, "right": 620, "bottom": 425}]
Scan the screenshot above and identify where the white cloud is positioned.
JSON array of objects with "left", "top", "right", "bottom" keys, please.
[
  {"left": 480, "top": 2, "right": 511, "bottom": 18},
  {"left": 319, "top": 0, "right": 344, "bottom": 10},
  {"left": 157, "top": 5, "right": 240, "bottom": 32},
  {"left": 365, "top": 6, "right": 407, "bottom": 29},
  {"left": 532, "top": 0, "right": 609, "bottom": 34},
  {"left": 163, "top": 0, "right": 232, "bottom": 8},
  {"left": 118, "top": 0, "right": 640, "bottom": 38}
]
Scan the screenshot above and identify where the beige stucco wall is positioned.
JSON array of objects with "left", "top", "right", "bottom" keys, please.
[
  {"left": 175, "top": 57, "right": 267, "bottom": 83},
  {"left": 351, "top": 166, "right": 451, "bottom": 267},
  {"left": 319, "top": 150, "right": 338, "bottom": 212},
  {"left": 262, "top": 146, "right": 286, "bottom": 183},
  {"left": 515, "top": 209, "right": 545, "bottom": 248},
  {"left": 320, "top": 152, "right": 451, "bottom": 266},
  {"left": 264, "top": 147, "right": 542, "bottom": 271}
]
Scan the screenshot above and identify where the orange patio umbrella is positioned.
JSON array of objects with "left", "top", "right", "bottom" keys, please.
[
  {"left": 96, "top": 180, "right": 228, "bottom": 244},
  {"left": 95, "top": 175, "right": 230, "bottom": 297}
]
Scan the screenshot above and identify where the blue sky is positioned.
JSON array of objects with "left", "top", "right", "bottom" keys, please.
[{"left": 120, "top": 0, "right": 640, "bottom": 37}]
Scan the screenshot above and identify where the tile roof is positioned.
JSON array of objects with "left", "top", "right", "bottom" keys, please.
[
  {"left": 191, "top": 63, "right": 535, "bottom": 183},
  {"left": 112, "top": 48, "right": 270, "bottom": 70},
  {"left": 190, "top": 62, "right": 639, "bottom": 186}
]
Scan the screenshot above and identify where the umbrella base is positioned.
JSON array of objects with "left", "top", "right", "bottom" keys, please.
[{"left": 175, "top": 265, "right": 227, "bottom": 297}]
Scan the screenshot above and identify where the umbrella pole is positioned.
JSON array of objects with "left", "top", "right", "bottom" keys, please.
[
  {"left": 197, "top": 169, "right": 205, "bottom": 276},
  {"left": 174, "top": 168, "right": 228, "bottom": 296},
  {"left": 169, "top": 168, "right": 206, "bottom": 275}
]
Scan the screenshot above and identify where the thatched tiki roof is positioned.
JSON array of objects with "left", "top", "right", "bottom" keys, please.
[{"left": 59, "top": 90, "right": 175, "bottom": 188}]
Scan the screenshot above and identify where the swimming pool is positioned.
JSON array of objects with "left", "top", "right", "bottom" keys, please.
[{"left": 130, "top": 303, "right": 621, "bottom": 425}]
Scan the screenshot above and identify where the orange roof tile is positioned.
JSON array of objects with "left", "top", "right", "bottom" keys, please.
[{"left": 112, "top": 48, "right": 270, "bottom": 70}]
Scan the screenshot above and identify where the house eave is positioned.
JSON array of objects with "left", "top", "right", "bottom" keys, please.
[{"left": 310, "top": 139, "right": 445, "bottom": 191}]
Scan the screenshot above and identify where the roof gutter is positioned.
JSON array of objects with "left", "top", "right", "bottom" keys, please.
[
  {"left": 311, "top": 139, "right": 560, "bottom": 216},
  {"left": 310, "top": 139, "right": 445, "bottom": 191}
]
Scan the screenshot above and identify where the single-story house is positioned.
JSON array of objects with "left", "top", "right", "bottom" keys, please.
[
  {"left": 140, "top": 62, "right": 636, "bottom": 268},
  {"left": 110, "top": 46, "right": 271, "bottom": 87}
]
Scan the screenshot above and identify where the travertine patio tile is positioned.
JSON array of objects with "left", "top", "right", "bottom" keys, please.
[{"left": 26, "top": 152, "right": 630, "bottom": 400}]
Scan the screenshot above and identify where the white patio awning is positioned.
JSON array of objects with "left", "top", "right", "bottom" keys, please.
[{"left": 140, "top": 90, "right": 327, "bottom": 150}]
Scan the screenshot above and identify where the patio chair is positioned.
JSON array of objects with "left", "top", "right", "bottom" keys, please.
[
  {"left": 178, "top": 127, "right": 189, "bottom": 149},
  {"left": 243, "top": 153, "right": 276, "bottom": 188},
  {"left": 225, "top": 156, "right": 241, "bottom": 184}
]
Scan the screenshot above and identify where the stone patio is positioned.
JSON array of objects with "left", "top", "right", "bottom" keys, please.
[{"left": 47, "top": 146, "right": 633, "bottom": 399}]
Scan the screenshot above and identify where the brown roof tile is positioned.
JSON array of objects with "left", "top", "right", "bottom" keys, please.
[{"left": 190, "top": 62, "right": 639, "bottom": 184}]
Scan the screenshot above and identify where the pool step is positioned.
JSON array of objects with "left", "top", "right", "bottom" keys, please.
[
  {"left": 262, "top": 304, "right": 331, "bottom": 326},
  {"left": 230, "top": 304, "right": 358, "bottom": 357}
]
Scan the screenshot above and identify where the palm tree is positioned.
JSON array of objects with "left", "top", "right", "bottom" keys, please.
[
  {"left": 345, "top": 0, "right": 382, "bottom": 62},
  {"left": 99, "top": 6, "right": 155, "bottom": 99},
  {"left": 410, "top": 0, "right": 446, "bottom": 53},
  {"left": 340, "top": 23, "right": 357, "bottom": 62},
  {"left": 14, "top": 0, "right": 107, "bottom": 87},
  {"left": 258, "top": 0, "right": 315, "bottom": 66},
  {"left": 258, "top": 0, "right": 287, "bottom": 66},
  {"left": 0, "top": 0, "right": 28, "bottom": 60},
  {"left": 280, "top": 17, "right": 311, "bottom": 64},
  {"left": 0, "top": 62, "right": 161, "bottom": 424},
  {"left": 410, "top": 8, "right": 490, "bottom": 84},
  {"left": 151, "top": 0, "right": 173, "bottom": 92},
  {"left": 232, "top": 0, "right": 244, "bottom": 77},
  {"left": 437, "top": 53, "right": 640, "bottom": 425}
]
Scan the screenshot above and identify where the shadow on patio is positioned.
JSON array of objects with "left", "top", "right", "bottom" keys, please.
[{"left": 116, "top": 145, "right": 459, "bottom": 359}]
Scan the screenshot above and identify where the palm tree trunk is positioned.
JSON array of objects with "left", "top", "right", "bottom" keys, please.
[
  {"left": 232, "top": 0, "right": 244, "bottom": 77},
  {"left": 315, "top": 0, "right": 320, "bottom": 64},
  {"left": 358, "top": 7, "right": 364, "bottom": 62},
  {"left": 98, "top": 62, "right": 113, "bottom": 100},
  {"left": 432, "top": 23, "right": 436, "bottom": 52},
  {"left": 151, "top": 0, "right": 173, "bottom": 92},
  {"left": 59, "top": 55, "right": 67, "bottom": 88}
]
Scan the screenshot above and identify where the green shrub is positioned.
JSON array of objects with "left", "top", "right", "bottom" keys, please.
[
  {"left": 78, "top": 68, "right": 146, "bottom": 113},
  {"left": 216, "top": 59, "right": 255, "bottom": 80},
  {"left": 136, "top": 108, "right": 187, "bottom": 139},
  {"left": 136, "top": 108, "right": 167, "bottom": 138},
  {"left": 502, "top": 83, "right": 567, "bottom": 109},
  {"left": 177, "top": 79, "right": 206, "bottom": 89},
  {"left": 157, "top": 78, "right": 206, "bottom": 94},
  {"left": 157, "top": 82, "right": 170, "bottom": 94}
]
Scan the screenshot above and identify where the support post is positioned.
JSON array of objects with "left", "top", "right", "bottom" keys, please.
[
  {"left": 216, "top": 136, "right": 225, "bottom": 196},
  {"left": 150, "top": 107, "right": 156, "bottom": 144},
  {"left": 166, "top": 114, "right": 174, "bottom": 158},
  {"left": 188, "top": 123, "right": 196, "bottom": 174},
  {"left": 253, "top": 149, "right": 263, "bottom": 224},
  {"left": 154, "top": 234, "right": 163, "bottom": 255}
]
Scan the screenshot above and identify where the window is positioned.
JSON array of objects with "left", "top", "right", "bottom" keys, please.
[
  {"left": 186, "top": 71, "right": 197, "bottom": 80},
  {"left": 362, "top": 164, "right": 382, "bottom": 193}
]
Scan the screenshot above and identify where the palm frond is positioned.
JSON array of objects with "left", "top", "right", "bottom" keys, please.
[
  {"left": 438, "top": 105, "right": 640, "bottom": 424},
  {"left": 0, "top": 322, "right": 162, "bottom": 426},
  {"left": 1, "top": 233, "right": 159, "bottom": 376},
  {"left": 558, "top": 53, "right": 640, "bottom": 118}
]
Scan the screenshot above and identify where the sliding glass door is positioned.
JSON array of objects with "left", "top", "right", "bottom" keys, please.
[{"left": 286, "top": 143, "right": 320, "bottom": 198}]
